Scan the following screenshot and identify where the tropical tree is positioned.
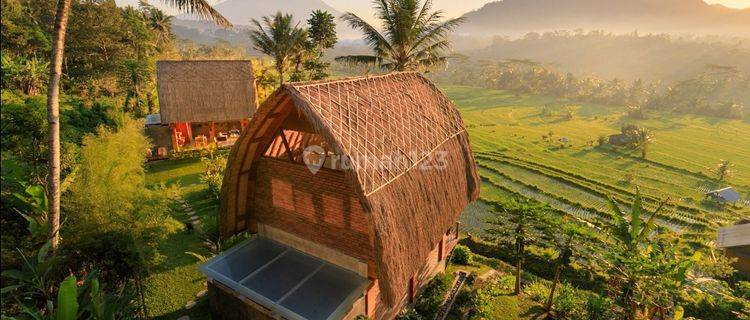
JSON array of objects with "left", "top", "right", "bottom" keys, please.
[
  {"left": 141, "top": 1, "right": 174, "bottom": 47},
  {"left": 543, "top": 219, "right": 592, "bottom": 312},
  {"left": 336, "top": 0, "right": 465, "bottom": 71},
  {"left": 304, "top": 10, "right": 338, "bottom": 80},
  {"left": 485, "top": 198, "right": 550, "bottom": 294},
  {"left": 712, "top": 159, "right": 734, "bottom": 181},
  {"left": 248, "top": 12, "right": 308, "bottom": 86},
  {"left": 307, "top": 10, "right": 337, "bottom": 53},
  {"left": 603, "top": 190, "right": 696, "bottom": 319},
  {"left": 46, "top": 0, "right": 73, "bottom": 254},
  {"left": 44, "top": 0, "right": 231, "bottom": 253},
  {"left": 633, "top": 127, "right": 654, "bottom": 158}
]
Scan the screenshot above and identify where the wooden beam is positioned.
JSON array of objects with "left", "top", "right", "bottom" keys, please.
[{"left": 278, "top": 129, "right": 294, "bottom": 162}]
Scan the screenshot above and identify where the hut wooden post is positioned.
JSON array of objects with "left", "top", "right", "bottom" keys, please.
[
  {"left": 455, "top": 221, "right": 461, "bottom": 239},
  {"left": 209, "top": 121, "right": 216, "bottom": 143},
  {"left": 169, "top": 124, "right": 180, "bottom": 152},
  {"left": 186, "top": 123, "right": 194, "bottom": 144}
]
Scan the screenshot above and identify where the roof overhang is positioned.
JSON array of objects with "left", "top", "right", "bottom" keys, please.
[
  {"left": 717, "top": 223, "right": 750, "bottom": 248},
  {"left": 200, "top": 237, "right": 368, "bottom": 320}
]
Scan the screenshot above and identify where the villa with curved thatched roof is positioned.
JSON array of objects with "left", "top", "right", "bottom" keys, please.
[{"left": 202, "top": 72, "right": 479, "bottom": 320}]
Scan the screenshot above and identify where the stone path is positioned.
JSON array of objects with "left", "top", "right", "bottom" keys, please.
[
  {"left": 180, "top": 200, "right": 203, "bottom": 233},
  {"left": 178, "top": 197, "right": 206, "bottom": 318},
  {"left": 435, "top": 271, "right": 468, "bottom": 320}
]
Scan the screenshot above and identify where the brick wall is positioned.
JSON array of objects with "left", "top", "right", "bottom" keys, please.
[
  {"left": 369, "top": 231, "right": 458, "bottom": 319},
  {"left": 251, "top": 157, "right": 374, "bottom": 263}
]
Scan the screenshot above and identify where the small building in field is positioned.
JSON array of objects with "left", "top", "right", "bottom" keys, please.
[
  {"left": 706, "top": 187, "right": 741, "bottom": 203},
  {"left": 608, "top": 133, "right": 631, "bottom": 146},
  {"left": 149, "top": 60, "right": 257, "bottom": 154},
  {"left": 717, "top": 220, "right": 750, "bottom": 276},
  {"left": 202, "top": 72, "right": 480, "bottom": 320}
]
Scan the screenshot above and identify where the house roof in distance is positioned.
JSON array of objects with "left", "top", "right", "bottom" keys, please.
[
  {"left": 717, "top": 221, "right": 750, "bottom": 248},
  {"left": 706, "top": 186, "right": 740, "bottom": 202},
  {"left": 156, "top": 60, "right": 257, "bottom": 123}
]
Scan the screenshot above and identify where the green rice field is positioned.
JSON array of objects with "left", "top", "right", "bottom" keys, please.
[{"left": 440, "top": 85, "right": 750, "bottom": 235}]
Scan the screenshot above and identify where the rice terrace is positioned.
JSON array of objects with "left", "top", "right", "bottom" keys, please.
[{"left": 443, "top": 85, "right": 750, "bottom": 237}]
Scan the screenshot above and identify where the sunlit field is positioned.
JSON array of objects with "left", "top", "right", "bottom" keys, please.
[{"left": 441, "top": 85, "right": 750, "bottom": 235}]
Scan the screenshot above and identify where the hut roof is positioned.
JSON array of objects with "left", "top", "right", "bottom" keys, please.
[
  {"left": 144, "top": 114, "right": 162, "bottom": 126},
  {"left": 717, "top": 221, "right": 750, "bottom": 248},
  {"left": 220, "top": 72, "right": 480, "bottom": 305},
  {"left": 156, "top": 60, "right": 257, "bottom": 123},
  {"left": 706, "top": 186, "right": 740, "bottom": 202}
]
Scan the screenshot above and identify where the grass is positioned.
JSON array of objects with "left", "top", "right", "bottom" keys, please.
[
  {"left": 482, "top": 294, "right": 545, "bottom": 320},
  {"left": 143, "top": 158, "right": 218, "bottom": 320},
  {"left": 441, "top": 85, "right": 750, "bottom": 233}
]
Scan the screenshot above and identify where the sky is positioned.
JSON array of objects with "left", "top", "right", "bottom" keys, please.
[
  {"left": 115, "top": 0, "right": 750, "bottom": 18},
  {"left": 704, "top": 0, "right": 750, "bottom": 8}
]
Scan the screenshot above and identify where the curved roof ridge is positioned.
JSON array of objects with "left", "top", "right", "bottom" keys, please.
[{"left": 286, "top": 71, "right": 420, "bottom": 88}]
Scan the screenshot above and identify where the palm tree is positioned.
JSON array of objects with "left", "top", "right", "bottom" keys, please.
[
  {"left": 45, "top": 0, "right": 230, "bottom": 253},
  {"left": 140, "top": 1, "right": 175, "bottom": 47},
  {"left": 634, "top": 127, "right": 654, "bottom": 158},
  {"left": 248, "top": 12, "right": 308, "bottom": 86},
  {"left": 336, "top": 0, "right": 465, "bottom": 72},
  {"left": 714, "top": 159, "right": 734, "bottom": 181}
]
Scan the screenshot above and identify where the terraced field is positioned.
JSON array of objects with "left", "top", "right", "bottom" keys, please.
[{"left": 442, "top": 85, "right": 750, "bottom": 237}]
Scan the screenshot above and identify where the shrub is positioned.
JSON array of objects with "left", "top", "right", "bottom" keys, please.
[
  {"left": 553, "top": 284, "right": 587, "bottom": 319},
  {"left": 524, "top": 280, "right": 550, "bottom": 303},
  {"left": 415, "top": 272, "right": 453, "bottom": 319},
  {"left": 355, "top": 315, "right": 372, "bottom": 320},
  {"left": 65, "top": 117, "right": 179, "bottom": 262},
  {"left": 597, "top": 134, "right": 608, "bottom": 147},
  {"left": 737, "top": 281, "right": 750, "bottom": 300},
  {"left": 449, "top": 288, "right": 472, "bottom": 318},
  {"left": 396, "top": 309, "right": 424, "bottom": 320},
  {"left": 496, "top": 275, "right": 516, "bottom": 291},
  {"left": 60, "top": 230, "right": 143, "bottom": 288},
  {"left": 470, "top": 277, "right": 512, "bottom": 319},
  {"left": 585, "top": 295, "right": 616, "bottom": 320},
  {"left": 452, "top": 245, "right": 472, "bottom": 265},
  {"left": 201, "top": 148, "right": 227, "bottom": 201}
]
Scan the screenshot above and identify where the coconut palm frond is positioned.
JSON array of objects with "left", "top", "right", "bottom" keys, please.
[
  {"left": 161, "top": 0, "right": 232, "bottom": 27},
  {"left": 340, "top": 12, "right": 393, "bottom": 57}
]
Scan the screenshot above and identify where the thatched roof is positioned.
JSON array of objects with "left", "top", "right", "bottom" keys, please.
[
  {"left": 156, "top": 60, "right": 257, "bottom": 123},
  {"left": 219, "top": 72, "right": 480, "bottom": 305}
]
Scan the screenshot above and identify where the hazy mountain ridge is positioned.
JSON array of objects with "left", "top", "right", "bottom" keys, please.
[
  {"left": 463, "top": 31, "right": 750, "bottom": 83},
  {"left": 459, "top": 0, "right": 750, "bottom": 37}
]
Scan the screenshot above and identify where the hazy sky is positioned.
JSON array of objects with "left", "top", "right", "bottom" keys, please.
[{"left": 115, "top": 0, "right": 750, "bottom": 18}]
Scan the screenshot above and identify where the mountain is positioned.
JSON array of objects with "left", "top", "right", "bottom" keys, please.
[{"left": 459, "top": 0, "right": 750, "bottom": 37}]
